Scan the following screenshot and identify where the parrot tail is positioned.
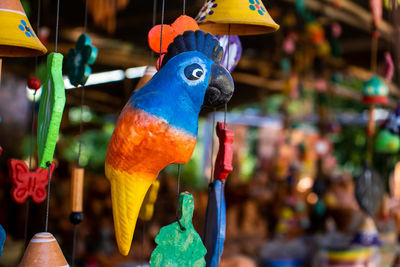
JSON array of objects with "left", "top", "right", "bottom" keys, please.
[{"left": 106, "top": 166, "right": 155, "bottom": 256}]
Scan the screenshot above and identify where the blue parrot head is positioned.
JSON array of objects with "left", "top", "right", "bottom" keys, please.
[{"left": 160, "top": 30, "right": 234, "bottom": 108}]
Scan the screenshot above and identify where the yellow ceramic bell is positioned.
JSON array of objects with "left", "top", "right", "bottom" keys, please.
[
  {"left": 0, "top": 0, "right": 47, "bottom": 57},
  {"left": 195, "top": 0, "right": 280, "bottom": 35}
]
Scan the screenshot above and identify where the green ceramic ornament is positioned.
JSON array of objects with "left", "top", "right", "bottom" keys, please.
[
  {"left": 150, "top": 192, "right": 206, "bottom": 267},
  {"left": 66, "top": 33, "right": 98, "bottom": 87},
  {"left": 375, "top": 129, "right": 400, "bottom": 153},
  {"left": 363, "top": 76, "right": 389, "bottom": 105},
  {"left": 37, "top": 52, "right": 66, "bottom": 168}
]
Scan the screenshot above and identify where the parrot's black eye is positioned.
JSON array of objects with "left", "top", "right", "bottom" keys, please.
[{"left": 184, "top": 63, "right": 204, "bottom": 80}]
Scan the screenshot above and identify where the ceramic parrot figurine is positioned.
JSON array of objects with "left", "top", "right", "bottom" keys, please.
[{"left": 105, "top": 30, "right": 234, "bottom": 255}]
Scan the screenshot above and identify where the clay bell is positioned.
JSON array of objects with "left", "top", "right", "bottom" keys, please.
[
  {"left": 0, "top": 0, "right": 47, "bottom": 57},
  {"left": 195, "top": 0, "right": 279, "bottom": 35},
  {"left": 19, "top": 232, "right": 69, "bottom": 267}
]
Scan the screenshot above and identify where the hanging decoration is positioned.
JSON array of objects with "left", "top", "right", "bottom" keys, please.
[
  {"left": 215, "top": 35, "right": 242, "bottom": 73},
  {"left": 27, "top": 77, "right": 42, "bottom": 91},
  {"left": 0, "top": 225, "right": 5, "bottom": 259},
  {"left": 37, "top": 53, "right": 66, "bottom": 169},
  {"left": 0, "top": 0, "right": 47, "bottom": 57},
  {"left": 385, "top": 104, "right": 400, "bottom": 136},
  {"left": 352, "top": 217, "right": 382, "bottom": 246},
  {"left": 105, "top": 30, "right": 234, "bottom": 255},
  {"left": 375, "top": 129, "right": 400, "bottom": 153},
  {"left": 8, "top": 159, "right": 55, "bottom": 204},
  {"left": 66, "top": 33, "right": 98, "bottom": 87},
  {"left": 70, "top": 167, "right": 84, "bottom": 224},
  {"left": 19, "top": 232, "right": 69, "bottom": 266},
  {"left": 150, "top": 192, "right": 207, "bottom": 266},
  {"left": 203, "top": 122, "right": 234, "bottom": 267},
  {"left": 148, "top": 15, "right": 199, "bottom": 69},
  {"left": 355, "top": 166, "right": 384, "bottom": 217},
  {"left": 383, "top": 52, "right": 394, "bottom": 81},
  {"left": 363, "top": 76, "right": 389, "bottom": 105},
  {"left": 139, "top": 180, "right": 160, "bottom": 221},
  {"left": 195, "top": 0, "right": 280, "bottom": 35},
  {"left": 87, "top": 0, "right": 130, "bottom": 34}
]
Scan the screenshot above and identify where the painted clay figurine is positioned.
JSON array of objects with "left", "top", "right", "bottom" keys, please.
[
  {"left": 150, "top": 192, "right": 206, "bottom": 267},
  {"left": 105, "top": 30, "right": 234, "bottom": 255}
]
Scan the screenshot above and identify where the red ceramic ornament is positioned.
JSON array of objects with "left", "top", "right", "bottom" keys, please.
[
  {"left": 0, "top": 146, "right": 2, "bottom": 156},
  {"left": 214, "top": 122, "right": 234, "bottom": 182},
  {"left": 8, "top": 159, "right": 55, "bottom": 204},
  {"left": 27, "top": 77, "right": 42, "bottom": 91}
]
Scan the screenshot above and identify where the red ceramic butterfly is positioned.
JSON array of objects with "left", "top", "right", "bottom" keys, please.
[{"left": 8, "top": 159, "right": 55, "bottom": 204}]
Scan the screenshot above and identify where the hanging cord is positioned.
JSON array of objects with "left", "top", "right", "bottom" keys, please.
[
  {"left": 183, "top": 0, "right": 186, "bottom": 15},
  {"left": 217, "top": 24, "right": 231, "bottom": 263},
  {"left": 25, "top": 0, "right": 43, "bottom": 246},
  {"left": 223, "top": 24, "right": 231, "bottom": 130},
  {"left": 77, "top": 87, "right": 85, "bottom": 167},
  {"left": 158, "top": 0, "right": 165, "bottom": 69},
  {"left": 149, "top": 0, "right": 158, "bottom": 64},
  {"left": 72, "top": 2, "right": 89, "bottom": 266},
  {"left": 175, "top": 164, "right": 185, "bottom": 231},
  {"left": 55, "top": 0, "right": 61, "bottom": 52},
  {"left": 71, "top": 225, "right": 78, "bottom": 266},
  {"left": 209, "top": 110, "right": 216, "bottom": 184},
  {"left": 203, "top": 110, "right": 216, "bottom": 242},
  {"left": 45, "top": 161, "right": 52, "bottom": 232}
]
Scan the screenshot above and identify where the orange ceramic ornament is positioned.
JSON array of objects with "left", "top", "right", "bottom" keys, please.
[
  {"left": 19, "top": 232, "right": 69, "bottom": 267},
  {"left": 148, "top": 15, "right": 199, "bottom": 65}
]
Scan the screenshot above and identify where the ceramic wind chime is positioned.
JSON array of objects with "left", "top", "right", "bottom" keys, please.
[
  {"left": 195, "top": 1, "right": 279, "bottom": 265},
  {"left": 105, "top": 27, "right": 234, "bottom": 255}
]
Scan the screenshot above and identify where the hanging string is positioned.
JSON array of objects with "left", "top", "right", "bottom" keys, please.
[
  {"left": 183, "top": 0, "right": 186, "bottom": 15},
  {"left": 54, "top": 0, "right": 61, "bottom": 52},
  {"left": 45, "top": 162, "right": 52, "bottom": 231},
  {"left": 203, "top": 110, "right": 216, "bottom": 242},
  {"left": 71, "top": 225, "right": 78, "bottom": 266},
  {"left": 158, "top": 0, "right": 165, "bottom": 69},
  {"left": 223, "top": 24, "right": 231, "bottom": 130},
  {"left": 150, "top": 0, "right": 158, "bottom": 64},
  {"left": 72, "top": 2, "right": 89, "bottom": 266},
  {"left": 217, "top": 23, "right": 232, "bottom": 263},
  {"left": 209, "top": 110, "right": 216, "bottom": 184}
]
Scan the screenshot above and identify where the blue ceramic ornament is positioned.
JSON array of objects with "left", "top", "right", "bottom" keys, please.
[
  {"left": 0, "top": 225, "right": 5, "bottom": 258},
  {"left": 66, "top": 33, "right": 98, "bottom": 87},
  {"left": 105, "top": 30, "right": 234, "bottom": 255}
]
